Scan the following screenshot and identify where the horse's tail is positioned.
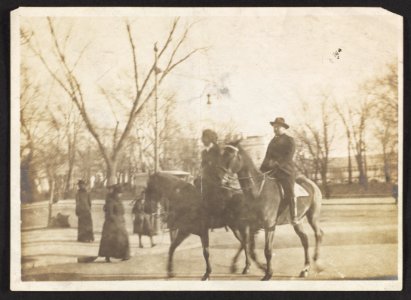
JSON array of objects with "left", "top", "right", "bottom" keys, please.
[{"left": 296, "top": 175, "right": 322, "bottom": 208}]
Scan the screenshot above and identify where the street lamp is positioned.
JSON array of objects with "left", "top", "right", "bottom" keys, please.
[
  {"left": 207, "top": 93, "right": 211, "bottom": 105},
  {"left": 153, "top": 42, "right": 161, "bottom": 173}
]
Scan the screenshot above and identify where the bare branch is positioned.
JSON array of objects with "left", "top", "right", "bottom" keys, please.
[
  {"left": 163, "top": 47, "right": 207, "bottom": 77},
  {"left": 114, "top": 18, "right": 183, "bottom": 155},
  {"left": 126, "top": 22, "right": 140, "bottom": 94}
]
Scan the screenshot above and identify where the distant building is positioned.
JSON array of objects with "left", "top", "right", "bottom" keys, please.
[{"left": 240, "top": 135, "right": 267, "bottom": 167}]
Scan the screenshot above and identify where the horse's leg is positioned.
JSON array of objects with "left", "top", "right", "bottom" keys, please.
[
  {"left": 200, "top": 230, "right": 212, "bottom": 281},
  {"left": 249, "top": 230, "right": 265, "bottom": 271},
  {"left": 262, "top": 226, "right": 276, "bottom": 281},
  {"left": 292, "top": 223, "right": 311, "bottom": 278},
  {"left": 167, "top": 230, "right": 190, "bottom": 278},
  {"left": 239, "top": 226, "right": 251, "bottom": 274},
  {"left": 169, "top": 228, "right": 178, "bottom": 243},
  {"left": 228, "top": 227, "right": 243, "bottom": 273},
  {"left": 138, "top": 234, "right": 143, "bottom": 248},
  {"left": 306, "top": 208, "right": 324, "bottom": 262}
]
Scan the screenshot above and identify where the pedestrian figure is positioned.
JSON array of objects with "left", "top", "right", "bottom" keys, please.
[
  {"left": 75, "top": 180, "right": 94, "bottom": 242},
  {"left": 392, "top": 182, "right": 398, "bottom": 205},
  {"left": 98, "top": 184, "right": 131, "bottom": 262},
  {"left": 132, "top": 191, "right": 156, "bottom": 248}
]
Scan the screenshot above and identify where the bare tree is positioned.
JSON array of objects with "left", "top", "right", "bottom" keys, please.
[
  {"left": 363, "top": 63, "right": 398, "bottom": 182},
  {"left": 26, "top": 17, "right": 206, "bottom": 185},
  {"left": 47, "top": 102, "right": 84, "bottom": 198},
  {"left": 334, "top": 102, "right": 353, "bottom": 184},
  {"left": 20, "top": 64, "right": 43, "bottom": 202},
  {"left": 295, "top": 94, "right": 335, "bottom": 198},
  {"left": 349, "top": 98, "right": 372, "bottom": 188}
]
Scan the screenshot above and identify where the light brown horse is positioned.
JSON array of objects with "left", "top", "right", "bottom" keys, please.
[{"left": 219, "top": 141, "right": 324, "bottom": 280}]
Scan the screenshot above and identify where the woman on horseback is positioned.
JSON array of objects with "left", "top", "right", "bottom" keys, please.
[{"left": 200, "top": 129, "right": 224, "bottom": 228}]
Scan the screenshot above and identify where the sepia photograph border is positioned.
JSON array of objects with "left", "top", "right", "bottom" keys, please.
[{"left": 9, "top": 6, "right": 404, "bottom": 291}]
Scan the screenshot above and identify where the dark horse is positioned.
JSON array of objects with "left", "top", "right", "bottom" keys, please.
[
  {"left": 219, "top": 141, "right": 324, "bottom": 280},
  {"left": 144, "top": 172, "right": 262, "bottom": 280}
]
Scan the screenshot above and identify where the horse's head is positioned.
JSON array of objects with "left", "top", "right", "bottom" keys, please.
[
  {"left": 219, "top": 140, "right": 244, "bottom": 177},
  {"left": 144, "top": 173, "right": 165, "bottom": 205}
]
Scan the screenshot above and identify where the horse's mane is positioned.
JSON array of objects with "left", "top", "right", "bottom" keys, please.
[
  {"left": 148, "top": 172, "right": 198, "bottom": 198},
  {"left": 230, "top": 141, "right": 262, "bottom": 175}
]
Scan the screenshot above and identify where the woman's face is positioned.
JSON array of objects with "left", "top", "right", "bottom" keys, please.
[{"left": 202, "top": 135, "right": 211, "bottom": 146}]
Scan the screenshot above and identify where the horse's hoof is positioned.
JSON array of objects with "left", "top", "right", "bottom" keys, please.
[
  {"left": 139, "top": 245, "right": 143, "bottom": 249},
  {"left": 261, "top": 273, "right": 272, "bottom": 281},
  {"left": 201, "top": 273, "right": 210, "bottom": 281},
  {"left": 167, "top": 272, "right": 175, "bottom": 278},
  {"left": 299, "top": 270, "right": 309, "bottom": 278},
  {"left": 151, "top": 244, "right": 156, "bottom": 248},
  {"left": 242, "top": 267, "right": 250, "bottom": 275}
]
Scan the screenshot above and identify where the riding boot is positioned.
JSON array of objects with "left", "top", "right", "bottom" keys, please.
[{"left": 290, "top": 197, "right": 299, "bottom": 226}]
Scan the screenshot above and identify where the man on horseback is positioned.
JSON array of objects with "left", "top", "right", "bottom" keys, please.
[{"left": 260, "top": 117, "right": 298, "bottom": 226}]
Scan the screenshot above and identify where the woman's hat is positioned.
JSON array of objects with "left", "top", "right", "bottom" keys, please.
[
  {"left": 202, "top": 129, "right": 218, "bottom": 143},
  {"left": 269, "top": 117, "right": 289, "bottom": 129},
  {"left": 113, "top": 184, "right": 123, "bottom": 194}
]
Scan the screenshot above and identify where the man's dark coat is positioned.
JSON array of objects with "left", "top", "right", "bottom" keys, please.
[{"left": 260, "top": 134, "right": 296, "bottom": 177}]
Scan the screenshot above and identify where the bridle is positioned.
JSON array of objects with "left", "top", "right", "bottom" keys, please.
[{"left": 221, "top": 144, "right": 277, "bottom": 196}]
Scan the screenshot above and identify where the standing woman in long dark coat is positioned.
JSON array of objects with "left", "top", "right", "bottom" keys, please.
[
  {"left": 98, "top": 184, "right": 131, "bottom": 262},
  {"left": 75, "top": 180, "right": 94, "bottom": 242}
]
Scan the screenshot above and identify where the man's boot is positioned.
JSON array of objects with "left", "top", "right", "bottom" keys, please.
[{"left": 290, "top": 197, "right": 299, "bottom": 226}]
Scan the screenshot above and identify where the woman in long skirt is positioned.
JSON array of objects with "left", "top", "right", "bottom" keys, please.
[
  {"left": 75, "top": 180, "right": 94, "bottom": 242},
  {"left": 98, "top": 184, "right": 130, "bottom": 262}
]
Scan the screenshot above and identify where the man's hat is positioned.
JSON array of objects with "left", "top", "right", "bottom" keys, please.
[
  {"left": 77, "top": 179, "right": 86, "bottom": 185},
  {"left": 270, "top": 117, "right": 289, "bottom": 129}
]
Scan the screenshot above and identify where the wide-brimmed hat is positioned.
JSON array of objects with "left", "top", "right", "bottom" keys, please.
[
  {"left": 270, "top": 117, "right": 289, "bottom": 129},
  {"left": 77, "top": 180, "right": 86, "bottom": 186}
]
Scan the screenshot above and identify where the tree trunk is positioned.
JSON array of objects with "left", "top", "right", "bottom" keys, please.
[
  {"left": 382, "top": 147, "right": 391, "bottom": 183},
  {"left": 363, "top": 146, "right": 369, "bottom": 189},
  {"left": 64, "top": 132, "right": 77, "bottom": 199},
  {"left": 47, "top": 179, "right": 55, "bottom": 227},
  {"left": 356, "top": 153, "right": 367, "bottom": 188},
  {"left": 106, "top": 159, "right": 118, "bottom": 186},
  {"left": 347, "top": 143, "right": 352, "bottom": 184},
  {"left": 320, "top": 169, "right": 330, "bottom": 199},
  {"left": 64, "top": 161, "right": 74, "bottom": 199},
  {"left": 21, "top": 152, "right": 40, "bottom": 202}
]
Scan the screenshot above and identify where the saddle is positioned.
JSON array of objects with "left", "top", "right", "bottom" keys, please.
[{"left": 293, "top": 183, "right": 309, "bottom": 198}]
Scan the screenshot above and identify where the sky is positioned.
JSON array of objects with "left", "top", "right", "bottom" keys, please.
[{"left": 18, "top": 7, "right": 402, "bottom": 156}]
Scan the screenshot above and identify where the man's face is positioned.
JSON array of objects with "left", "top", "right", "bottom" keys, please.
[{"left": 273, "top": 125, "right": 285, "bottom": 136}]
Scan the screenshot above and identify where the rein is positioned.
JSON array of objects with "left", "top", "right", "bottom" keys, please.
[{"left": 222, "top": 144, "right": 277, "bottom": 198}]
